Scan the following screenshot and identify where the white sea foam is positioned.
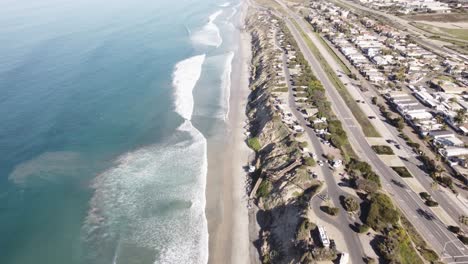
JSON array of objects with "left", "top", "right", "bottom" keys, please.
[
  {"left": 83, "top": 120, "right": 208, "bottom": 264},
  {"left": 173, "top": 54, "right": 206, "bottom": 120},
  {"left": 191, "top": 10, "right": 223, "bottom": 47},
  {"left": 219, "top": 2, "right": 231, "bottom": 7},
  {"left": 221, "top": 52, "right": 234, "bottom": 120}
]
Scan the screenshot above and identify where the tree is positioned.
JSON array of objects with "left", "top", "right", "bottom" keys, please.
[
  {"left": 344, "top": 196, "right": 360, "bottom": 212},
  {"left": 371, "top": 96, "right": 378, "bottom": 105},
  {"left": 435, "top": 114, "right": 444, "bottom": 124},
  {"left": 304, "top": 157, "right": 316, "bottom": 167},
  {"left": 366, "top": 193, "right": 399, "bottom": 231},
  {"left": 378, "top": 235, "right": 399, "bottom": 261},
  {"left": 391, "top": 116, "right": 405, "bottom": 130},
  {"left": 454, "top": 109, "right": 467, "bottom": 125}
]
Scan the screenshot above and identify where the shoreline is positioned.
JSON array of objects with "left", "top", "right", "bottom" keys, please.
[{"left": 205, "top": 0, "right": 254, "bottom": 263}]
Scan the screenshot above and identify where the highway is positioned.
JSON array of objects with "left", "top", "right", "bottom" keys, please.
[
  {"left": 273, "top": 0, "right": 468, "bottom": 262},
  {"left": 277, "top": 32, "right": 365, "bottom": 263}
]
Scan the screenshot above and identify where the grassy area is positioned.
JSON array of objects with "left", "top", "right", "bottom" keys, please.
[
  {"left": 371, "top": 145, "right": 394, "bottom": 155},
  {"left": 403, "top": 13, "right": 468, "bottom": 23},
  {"left": 253, "top": 0, "right": 282, "bottom": 10},
  {"left": 291, "top": 20, "right": 381, "bottom": 138},
  {"left": 247, "top": 137, "right": 262, "bottom": 152},
  {"left": 316, "top": 34, "right": 351, "bottom": 76},
  {"left": 257, "top": 179, "right": 272, "bottom": 198},
  {"left": 273, "top": 87, "right": 289, "bottom": 93},
  {"left": 411, "top": 22, "right": 468, "bottom": 41},
  {"left": 391, "top": 166, "right": 413, "bottom": 178},
  {"left": 399, "top": 211, "right": 440, "bottom": 262}
]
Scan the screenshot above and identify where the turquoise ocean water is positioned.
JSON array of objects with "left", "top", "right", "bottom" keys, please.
[{"left": 0, "top": 0, "right": 241, "bottom": 263}]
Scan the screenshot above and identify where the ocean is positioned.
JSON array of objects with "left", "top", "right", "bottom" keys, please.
[{"left": 0, "top": 0, "right": 242, "bottom": 263}]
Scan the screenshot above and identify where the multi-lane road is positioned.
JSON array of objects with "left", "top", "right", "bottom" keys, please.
[{"left": 273, "top": 0, "right": 468, "bottom": 262}]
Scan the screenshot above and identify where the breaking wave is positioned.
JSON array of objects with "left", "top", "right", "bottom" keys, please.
[
  {"left": 191, "top": 10, "right": 223, "bottom": 47},
  {"left": 221, "top": 52, "right": 234, "bottom": 120},
  {"left": 82, "top": 121, "right": 208, "bottom": 264},
  {"left": 83, "top": 55, "right": 209, "bottom": 264},
  {"left": 173, "top": 54, "right": 206, "bottom": 120}
]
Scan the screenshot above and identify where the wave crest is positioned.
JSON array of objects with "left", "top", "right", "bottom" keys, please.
[
  {"left": 191, "top": 10, "right": 223, "bottom": 47},
  {"left": 173, "top": 54, "right": 206, "bottom": 120}
]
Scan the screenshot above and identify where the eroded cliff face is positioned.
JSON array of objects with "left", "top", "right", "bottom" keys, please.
[{"left": 245, "top": 10, "right": 322, "bottom": 264}]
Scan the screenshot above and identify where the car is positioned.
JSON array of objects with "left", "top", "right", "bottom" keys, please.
[
  {"left": 312, "top": 172, "right": 318, "bottom": 179},
  {"left": 395, "top": 144, "right": 400, "bottom": 149},
  {"left": 368, "top": 116, "right": 376, "bottom": 119},
  {"left": 337, "top": 74, "right": 342, "bottom": 77},
  {"left": 318, "top": 160, "right": 324, "bottom": 166}
]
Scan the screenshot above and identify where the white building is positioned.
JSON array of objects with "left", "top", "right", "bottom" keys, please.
[{"left": 440, "top": 147, "right": 468, "bottom": 157}]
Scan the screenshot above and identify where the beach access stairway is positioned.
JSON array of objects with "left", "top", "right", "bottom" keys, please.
[{"left": 249, "top": 158, "right": 301, "bottom": 198}]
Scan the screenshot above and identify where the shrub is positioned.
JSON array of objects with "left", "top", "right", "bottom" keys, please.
[
  {"left": 392, "top": 167, "right": 412, "bottom": 178},
  {"left": 304, "top": 156, "right": 316, "bottom": 167},
  {"left": 355, "top": 178, "right": 379, "bottom": 193},
  {"left": 425, "top": 200, "right": 439, "bottom": 207},
  {"left": 344, "top": 196, "right": 360, "bottom": 212},
  {"left": 371, "top": 96, "right": 378, "bottom": 105},
  {"left": 391, "top": 116, "right": 405, "bottom": 130},
  {"left": 348, "top": 159, "right": 381, "bottom": 186},
  {"left": 247, "top": 137, "right": 262, "bottom": 152},
  {"left": 296, "top": 218, "right": 316, "bottom": 241},
  {"left": 371, "top": 145, "right": 394, "bottom": 155},
  {"left": 407, "top": 142, "right": 420, "bottom": 149},
  {"left": 257, "top": 180, "right": 272, "bottom": 198},
  {"left": 323, "top": 206, "right": 339, "bottom": 216},
  {"left": 448, "top": 225, "right": 461, "bottom": 234},
  {"left": 366, "top": 193, "right": 399, "bottom": 231},
  {"left": 377, "top": 235, "right": 399, "bottom": 261},
  {"left": 299, "top": 141, "right": 308, "bottom": 149},
  {"left": 419, "top": 192, "right": 431, "bottom": 200},
  {"left": 359, "top": 224, "right": 370, "bottom": 233}
]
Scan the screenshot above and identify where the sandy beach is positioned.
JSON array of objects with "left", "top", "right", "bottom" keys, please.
[{"left": 205, "top": 1, "right": 254, "bottom": 263}]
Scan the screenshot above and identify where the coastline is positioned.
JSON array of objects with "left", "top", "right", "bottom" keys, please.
[{"left": 205, "top": 0, "right": 254, "bottom": 263}]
